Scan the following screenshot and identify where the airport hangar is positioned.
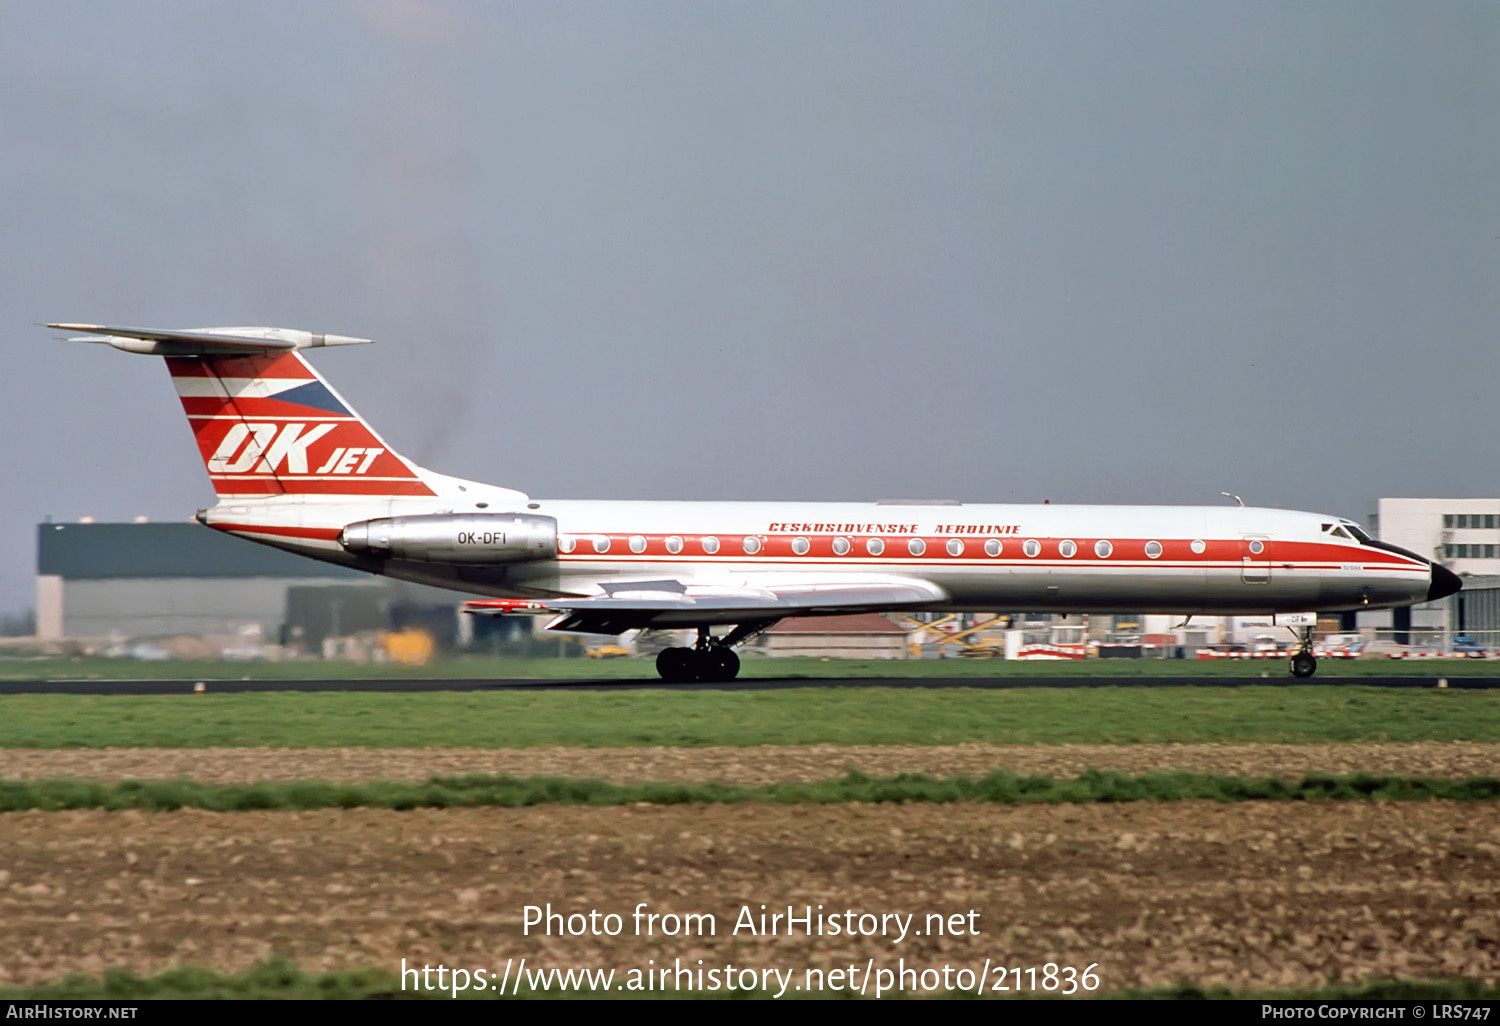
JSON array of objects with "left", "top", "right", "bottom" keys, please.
[{"left": 33, "top": 520, "right": 469, "bottom": 653}]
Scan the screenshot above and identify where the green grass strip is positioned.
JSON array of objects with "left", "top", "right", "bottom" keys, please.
[
  {"left": 0, "top": 959, "right": 414, "bottom": 1001},
  {"left": 3, "top": 957, "right": 1498, "bottom": 1000},
  {"left": 2, "top": 769, "right": 1499, "bottom": 812},
  {"left": 3, "top": 685, "right": 1499, "bottom": 748}
]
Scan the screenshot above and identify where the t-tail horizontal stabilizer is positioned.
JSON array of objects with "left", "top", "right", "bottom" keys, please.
[{"left": 48, "top": 323, "right": 371, "bottom": 357}]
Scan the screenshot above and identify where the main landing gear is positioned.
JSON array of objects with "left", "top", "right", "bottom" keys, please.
[
  {"left": 654, "top": 622, "right": 775, "bottom": 682},
  {"left": 657, "top": 644, "right": 739, "bottom": 683},
  {"left": 1289, "top": 626, "right": 1317, "bottom": 679}
]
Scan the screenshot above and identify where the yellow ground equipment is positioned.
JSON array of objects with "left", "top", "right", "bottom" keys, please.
[
  {"left": 900, "top": 614, "right": 1013, "bottom": 658},
  {"left": 382, "top": 627, "right": 435, "bottom": 665}
]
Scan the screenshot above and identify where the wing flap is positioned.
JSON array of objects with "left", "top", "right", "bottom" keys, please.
[{"left": 462, "top": 576, "right": 947, "bottom": 634}]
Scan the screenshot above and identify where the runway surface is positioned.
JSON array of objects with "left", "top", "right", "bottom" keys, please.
[{"left": 2, "top": 674, "right": 1496, "bottom": 694}]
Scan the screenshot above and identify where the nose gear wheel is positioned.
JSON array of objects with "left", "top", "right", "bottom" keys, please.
[{"left": 1288, "top": 626, "right": 1317, "bottom": 679}]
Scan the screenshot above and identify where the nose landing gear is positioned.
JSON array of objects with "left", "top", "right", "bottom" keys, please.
[{"left": 1289, "top": 626, "right": 1317, "bottom": 679}]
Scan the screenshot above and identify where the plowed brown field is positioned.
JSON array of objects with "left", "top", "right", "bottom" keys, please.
[
  {"left": 1, "top": 744, "right": 1497, "bottom": 994},
  {"left": 2, "top": 741, "right": 1497, "bottom": 785}
]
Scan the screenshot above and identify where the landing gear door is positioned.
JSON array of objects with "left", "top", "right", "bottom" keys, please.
[{"left": 1240, "top": 535, "right": 1271, "bottom": 584}]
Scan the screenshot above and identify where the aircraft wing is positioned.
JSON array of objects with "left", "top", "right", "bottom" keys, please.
[{"left": 462, "top": 575, "right": 948, "bottom": 634}]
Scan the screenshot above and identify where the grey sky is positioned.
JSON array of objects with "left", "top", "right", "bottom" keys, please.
[{"left": 2, "top": 1, "right": 1496, "bottom": 615}]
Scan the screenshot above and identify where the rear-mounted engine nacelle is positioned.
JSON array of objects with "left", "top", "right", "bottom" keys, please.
[{"left": 339, "top": 513, "right": 558, "bottom": 564}]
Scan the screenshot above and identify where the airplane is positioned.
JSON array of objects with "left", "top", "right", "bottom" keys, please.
[{"left": 50, "top": 323, "right": 1460, "bottom": 681}]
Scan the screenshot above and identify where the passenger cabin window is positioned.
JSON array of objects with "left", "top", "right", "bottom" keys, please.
[
  {"left": 1144, "top": 540, "right": 1162, "bottom": 559},
  {"left": 628, "top": 535, "right": 646, "bottom": 553},
  {"left": 1023, "top": 539, "right": 1041, "bottom": 558},
  {"left": 593, "top": 537, "right": 611, "bottom": 554},
  {"left": 832, "top": 537, "right": 851, "bottom": 555},
  {"left": 1248, "top": 540, "right": 1264, "bottom": 555},
  {"left": 908, "top": 538, "right": 926, "bottom": 556},
  {"left": 946, "top": 539, "right": 964, "bottom": 556},
  {"left": 559, "top": 536, "right": 576, "bottom": 554},
  {"left": 1190, "top": 539, "right": 1206, "bottom": 554},
  {"left": 792, "top": 537, "right": 810, "bottom": 555},
  {"left": 702, "top": 536, "right": 720, "bottom": 554},
  {"left": 1095, "top": 540, "right": 1112, "bottom": 558},
  {"left": 866, "top": 537, "right": 885, "bottom": 556},
  {"left": 743, "top": 536, "right": 762, "bottom": 554},
  {"left": 984, "top": 539, "right": 1002, "bottom": 557},
  {"left": 1059, "top": 540, "right": 1077, "bottom": 558},
  {"left": 665, "top": 536, "right": 683, "bottom": 554}
]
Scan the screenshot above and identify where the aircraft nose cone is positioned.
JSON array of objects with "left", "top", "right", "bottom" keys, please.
[{"left": 1428, "top": 563, "right": 1462, "bottom": 602}]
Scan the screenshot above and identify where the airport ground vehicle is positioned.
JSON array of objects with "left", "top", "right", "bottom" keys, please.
[
  {"left": 1313, "top": 633, "right": 1368, "bottom": 658},
  {"left": 53, "top": 323, "right": 1460, "bottom": 681},
  {"left": 1452, "top": 635, "right": 1489, "bottom": 658}
]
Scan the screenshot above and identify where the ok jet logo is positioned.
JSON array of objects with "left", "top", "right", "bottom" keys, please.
[{"left": 207, "top": 423, "right": 384, "bottom": 476}]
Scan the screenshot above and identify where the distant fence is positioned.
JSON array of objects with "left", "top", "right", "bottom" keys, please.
[{"left": 1094, "top": 628, "right": 1500, "bottom": 662}]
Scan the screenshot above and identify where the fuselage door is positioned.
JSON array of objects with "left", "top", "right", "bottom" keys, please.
[{"left": 1240, "top": 535, "right": 1271, "bottom": 584}]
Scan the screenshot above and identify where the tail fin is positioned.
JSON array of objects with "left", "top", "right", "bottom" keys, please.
[
  {"left": 51, "top": 324, "right": 436, "bottom": 499},
  {"left": 167, "top": 351, "right": 435, "bottom": 498}
]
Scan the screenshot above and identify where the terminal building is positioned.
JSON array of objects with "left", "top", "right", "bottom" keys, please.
[
  {"left": 1370, "top": 499, "right": 1500, "bottom": 637},
  {"left": 1372, "top": 498, "right": 1500, "bottom": 575}
]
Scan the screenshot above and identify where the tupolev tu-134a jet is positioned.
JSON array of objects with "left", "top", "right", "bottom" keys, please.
[{"left": 51, "top": 323, "right": 1460, "bottom": 681}]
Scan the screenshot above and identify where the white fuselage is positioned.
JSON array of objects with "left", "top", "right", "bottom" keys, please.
[{"left": 200, "top": 494, "right": 1438, "bottom": 621}]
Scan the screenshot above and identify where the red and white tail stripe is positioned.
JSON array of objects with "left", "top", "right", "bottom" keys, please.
[{"left": 166, "top": 352, "right": 434, "bottom": 498}]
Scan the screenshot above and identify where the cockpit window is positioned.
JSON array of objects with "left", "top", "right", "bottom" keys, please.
[
  {"left": 1330, "top": 526, "right": 1352, "bottom": 540},
  {"left": 1344, "top": 523, "right": 1374, "bottom": 544}
]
